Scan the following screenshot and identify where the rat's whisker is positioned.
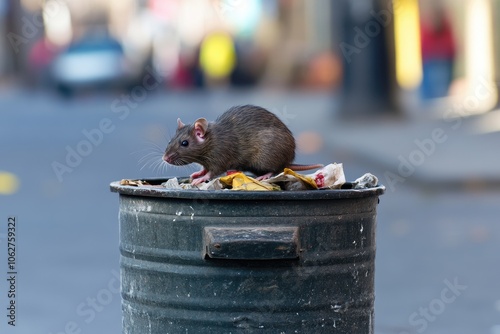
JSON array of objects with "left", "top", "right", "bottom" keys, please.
[
  {"left": 134, "top": 140, "right": 166, "bottom": 172},
  {"left": 137, "top": 152, "right": 160, "bottom": 164},
  {"left": 139, "top": 154, "right": 161, "bottom": 172},
  {"left": 161, "top": 161, "right": 170, "bottom": 176},
  {"left": 147, "top": 141, "right": 165, "bottom": 154},
  {"left": 151, "top": 159, "right": 163, "bottom": 175},
  {"left": 131, "top": 143, "right": 163, "bottom": 156}
]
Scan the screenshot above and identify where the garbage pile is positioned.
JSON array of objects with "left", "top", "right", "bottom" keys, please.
[{"left": 120, "top": 163, "right": 379, "bottom": 191}]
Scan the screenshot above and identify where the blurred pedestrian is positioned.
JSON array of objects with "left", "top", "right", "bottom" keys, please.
[
  {"left": 199, "top": 32, "right": 236, "bottom": 87},
  {"left": 419, "top": 2, "right": 456, "bottom": 99},
  {"left": 27, "top": 36, "right": 61, "bottom": 88}
]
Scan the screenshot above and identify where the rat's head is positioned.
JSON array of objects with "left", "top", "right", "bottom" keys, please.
[{"left": 163, "top": 118, "right": 210, "bottom": 166}]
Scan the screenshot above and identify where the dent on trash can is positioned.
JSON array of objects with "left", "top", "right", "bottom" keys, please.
[{"left": 110, "top": 172, "right": 384, "bottom": 334}]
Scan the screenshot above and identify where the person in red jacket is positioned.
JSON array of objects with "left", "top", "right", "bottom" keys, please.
[{"left": 420, "top": 3, "right": 456, "bottom": 99}]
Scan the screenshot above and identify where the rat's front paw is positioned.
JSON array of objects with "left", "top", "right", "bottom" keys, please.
[{"left": 191, "top": 172, "right": 212, "bottom": 186}]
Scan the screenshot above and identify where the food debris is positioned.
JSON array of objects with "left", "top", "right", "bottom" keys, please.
[{"left": 120, "top": 179, "right": 151, "bottom": 186}]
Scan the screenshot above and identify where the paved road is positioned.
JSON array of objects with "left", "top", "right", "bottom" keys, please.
[{"left": 0, "top": 87, "right": 499, "bottom": 333}]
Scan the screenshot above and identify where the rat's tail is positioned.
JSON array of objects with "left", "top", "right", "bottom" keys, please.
[{"left": 287, "top": 164, "right": 324, "bottom": 171}]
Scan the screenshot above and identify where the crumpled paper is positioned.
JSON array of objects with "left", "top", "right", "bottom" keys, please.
[
  {"left": 309, "top": 163, "right": 346, "bottom": 189},
  {"left": 265, "top": 168, "right": 318, "bottom": 191},
  {"left": 352, "top": 173, "right": 379, "bottom": 189},
  {"left": 161, "top": 177, "right": 195, "bottom": 190},
  {"left": 160, "top": 177, "right": 225, "bottom": 190}
]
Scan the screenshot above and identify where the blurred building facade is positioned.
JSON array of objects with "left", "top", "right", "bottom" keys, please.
[
  {"left": 0, "top": 0, "right": 499, "bottom": 114},
  {"left": 0, "top": 0, "right": 341, "bottom": 90}
]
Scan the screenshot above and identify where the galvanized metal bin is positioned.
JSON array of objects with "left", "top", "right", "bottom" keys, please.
[{"left": 110, "top": 178, "right": 385, "bottom": 334}]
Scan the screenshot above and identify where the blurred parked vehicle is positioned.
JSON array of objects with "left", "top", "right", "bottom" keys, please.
[{"left": 49, "top": 34, "right": 144, "bottom": 96}]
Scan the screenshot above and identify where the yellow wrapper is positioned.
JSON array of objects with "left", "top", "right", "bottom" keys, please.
[
  {"left": 283, "top": 168, "right": 319, "bottom": 189},
  {"left": 219, "top": 173, "right": 280, "bottom": 191}
]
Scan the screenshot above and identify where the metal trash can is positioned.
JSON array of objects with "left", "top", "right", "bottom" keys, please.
[{"left": 110, "top": 178, "right": 385, "bottom": 334}]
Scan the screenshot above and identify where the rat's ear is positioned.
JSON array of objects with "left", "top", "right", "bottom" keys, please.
[
  {"left": 177, "top": 118, "right": 185, "bottom": 129},
  {"left": 194, "top": 118, "right": 208, "bottom": 141}
]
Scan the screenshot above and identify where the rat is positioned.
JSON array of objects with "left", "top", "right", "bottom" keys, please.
[{"left": 163, "top": 105, "right": 323, "bottom": 185}]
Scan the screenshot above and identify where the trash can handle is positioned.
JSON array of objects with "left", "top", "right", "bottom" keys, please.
[{"left": 203, "top": 226, "right": 300, "bottom": 260}]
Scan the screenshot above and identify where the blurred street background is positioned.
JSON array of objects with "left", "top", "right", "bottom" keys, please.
[{"left": 1, "top": 0, "right": 500, "bottom": 333}]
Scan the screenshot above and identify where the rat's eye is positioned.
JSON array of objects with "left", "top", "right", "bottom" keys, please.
[{"left": 181, "top": 140, "right": 189, "bottom": 147}]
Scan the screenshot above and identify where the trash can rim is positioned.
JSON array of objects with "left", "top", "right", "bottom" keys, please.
[{"left": 110, "top": 178, "right": 385, "bottom": 200}]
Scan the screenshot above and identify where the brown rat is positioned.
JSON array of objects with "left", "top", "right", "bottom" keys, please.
[{"left": 163, "top": 105, "right": 322, "bottom": 185}]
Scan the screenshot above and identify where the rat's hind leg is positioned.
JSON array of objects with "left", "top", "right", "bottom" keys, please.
[
  {"left": 190, "top": 168, "right": 208, "bottom": 179},
  {"left": 255, "top": 172, "right": 273, "bottom": 181}
]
